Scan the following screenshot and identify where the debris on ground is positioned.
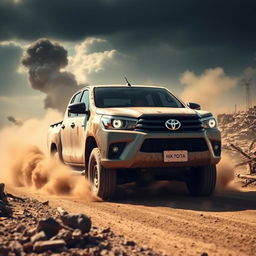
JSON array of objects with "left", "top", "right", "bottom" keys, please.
[
  {"left": 0, "top": 184, "right": 165, "bottom": 256},
  {"left": 218, "top": 106, "right": 256, "bottom": 152},
  {"left": 218, "top": 106, "right": 256, "bottom": 186}
]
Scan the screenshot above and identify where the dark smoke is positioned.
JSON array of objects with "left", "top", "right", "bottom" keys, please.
[
  {"left": 21, "top": 39, "right": 81, "bottom": 112},
  {"left": 7, "top": 116, "right": 23, "bottom": 126}
]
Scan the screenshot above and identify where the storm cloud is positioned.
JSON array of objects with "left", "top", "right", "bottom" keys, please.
[{"left": 0, "top": 0, "right": 256, "bottom": 51}]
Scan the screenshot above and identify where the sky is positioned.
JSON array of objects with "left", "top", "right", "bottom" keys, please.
[{"left": 0, "top": 0, "right": 256, "bottom": 127}]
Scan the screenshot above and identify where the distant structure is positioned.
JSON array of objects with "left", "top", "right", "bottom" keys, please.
[{"left": 241, "top": 77, "right": 252, "bottom": 111}]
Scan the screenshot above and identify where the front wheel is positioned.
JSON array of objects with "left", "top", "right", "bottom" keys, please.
[
  {"left": 186, "top": 165, "right": 216, "bottom": 196},
  {"left": 88, "top": 148, "right": 116, "bottom": 200}
]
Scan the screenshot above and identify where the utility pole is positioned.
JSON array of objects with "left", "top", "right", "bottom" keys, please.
[{"left": 242, "top": 78, "right": 252, "bottom": 111}]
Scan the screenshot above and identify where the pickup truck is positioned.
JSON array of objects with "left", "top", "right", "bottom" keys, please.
[{"left": 48, "top": 84, "right": 221, "bottom": 199}]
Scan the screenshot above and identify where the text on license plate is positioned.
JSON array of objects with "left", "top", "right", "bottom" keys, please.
[{"left": 163, "top": 150, "right": 188, "bottom": 162}]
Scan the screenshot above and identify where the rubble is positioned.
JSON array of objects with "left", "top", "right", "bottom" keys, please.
[
  {"left": 33, "top": 239, "right": 67, "bottom": 253},
  {"left": 218, "top": 106, "right": 256, "bottom": 152},
  {"left": 37, "top": 217, "right": 62, "bottom": 238},
  {"left": 218, "top": 106, "right": 256, "bottom": 186},
  {"left": 57, "top": 207, "right": 92, "bottom": 233},
  {"left": 0, "top": 187, "right": 164, "bottom": 256}
]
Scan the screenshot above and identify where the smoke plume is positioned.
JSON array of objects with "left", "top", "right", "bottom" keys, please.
[
  {"left": 0, "top": 110, "right": 98, "bottom": 201},
  {"left": 21, "top": 39, "right": 81, "bottom": 112},
  {"left": 7, "top": 116, "right": 23, "bottom": 126}
]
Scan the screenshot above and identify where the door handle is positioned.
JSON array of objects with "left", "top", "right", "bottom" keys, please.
[
  {"left": 61, "top": 124, "right": 65, "bottom": 129},
  {"left": 71, "top": 122, "right": 75, "bottom": 128}
]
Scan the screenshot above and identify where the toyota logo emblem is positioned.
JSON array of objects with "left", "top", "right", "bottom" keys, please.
[{"left": 165, "top": 119, "right": 181, "bottom": 130}]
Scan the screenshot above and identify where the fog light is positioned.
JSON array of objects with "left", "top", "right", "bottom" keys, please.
[
  {"left": 214, "top": 144, "right": 219, "bottom": 150},
  {"left": 112, "top": 146, "right": 119, "bottom": 153},
  {"left": 211, "top": 141, "right": 221, "bottom": 156},
  {"left": 108, "top": 142, "right": 126, "bottom": 159}
]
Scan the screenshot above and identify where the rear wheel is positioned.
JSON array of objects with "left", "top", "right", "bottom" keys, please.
[
  {"left": 50, "top": 146, "right": 62, "bottom": 163},
  {"left": 88, "top": 148, "right": 116, "bottom": 200},
  {"left": 186, "top": 165, "right": 216, "bottom": 196}
]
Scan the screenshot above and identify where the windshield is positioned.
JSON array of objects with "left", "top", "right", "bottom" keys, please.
[{"left": 94, "top": 87, "right": 184, "bottom": 108}]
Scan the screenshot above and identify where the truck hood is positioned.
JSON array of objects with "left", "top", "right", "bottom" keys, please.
[{"left": 96, "top": 107, "right": 204, "bottom": 118}]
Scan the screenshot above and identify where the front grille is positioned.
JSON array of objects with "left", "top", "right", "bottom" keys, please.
[
  {"left": 135, "top": 114, "right": 202, "bottom": 132},
  {"left": 140, "top": 138, "right": 208, "bottom": 153}
]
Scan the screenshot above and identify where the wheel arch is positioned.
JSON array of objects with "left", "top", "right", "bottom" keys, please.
[
  {"left": 85, "top": 136, "right": 98, "bottom": 171},
  {"left": 49, "top": 135, "right": 64, "bottom": 162},
  {"left": 50, "top": 143, "right": 57, "bottom": 155}
]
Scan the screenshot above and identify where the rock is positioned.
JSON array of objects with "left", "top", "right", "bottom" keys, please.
[
  {"left": 37, "top": 217, "right": 62, "bottom": 238},
  {"left": 50, "top": 229, "right": 72, "bottom": 244},
  {"left": 42, "top": 201, "right": 49, "bottom": 205},
  {"left": 30, "top": 231, "right": 47, "bottom": 243},
  {"left": 9, "top": 240, "right": 23, "bottom": 255},
  {"left": 33, "top": 239, "right": 67, "bottom": 253},
  {"left": 102, "top": 227, "right": 111, "bottom": 233},
  {"left": 15, "top": 224, "right": 26, "bottom": 233},
  {"left": 23, "top": 227, "right": 37, "bottom": 237},
  {"left": 23, "top": 242, "right": 34, "bottom": 253},
  {"left": 72, "top": 228, "right": 82, "bottom": 239},
  {"left": 125, "top": 240, "right": 136, "bottom": 246},
  {"left": 60, "top": 213, "right": 91, "bottom": 233}
]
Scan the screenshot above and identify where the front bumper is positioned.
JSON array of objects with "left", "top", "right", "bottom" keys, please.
[{"left": 96, "top": 128, "right": 221, "bottom": 169}]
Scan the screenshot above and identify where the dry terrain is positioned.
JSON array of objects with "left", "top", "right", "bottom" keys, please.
[{"left": 4, "top": 180, "right": 256, "bottom": 256}]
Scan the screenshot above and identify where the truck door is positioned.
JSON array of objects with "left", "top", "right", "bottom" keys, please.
[
  {"left": 60, "top": 91, "right": 82, "bottom": 163},
  {"left": 69, "top": 89, "right": 90, "bottom": 164}
]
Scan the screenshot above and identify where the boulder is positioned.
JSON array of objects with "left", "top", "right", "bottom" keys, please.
[{"left": 33, "top": 239, "right": 67, "bottom": 253}]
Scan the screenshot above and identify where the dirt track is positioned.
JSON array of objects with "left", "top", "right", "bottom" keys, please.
[{"left": 7, "top": 182, "right": 256, "bottom": 256}]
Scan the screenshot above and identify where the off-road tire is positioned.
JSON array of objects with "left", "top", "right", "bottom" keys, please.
[
  {"left": 186, "top": 165, "right": 216, "bottom": 196},
  {"left": 88, "top": 148, "right": 116, "bottom": 200}
]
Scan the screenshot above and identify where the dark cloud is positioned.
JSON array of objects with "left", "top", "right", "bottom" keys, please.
[
  {"left": 0, "top": 0, "right": 256, "bottom": 50},
  {"left": 0, "top": 43, "right": 33, "bottom": 96},
  {"left": 21, "top": 39, "right": 81, "bottom": 112}
]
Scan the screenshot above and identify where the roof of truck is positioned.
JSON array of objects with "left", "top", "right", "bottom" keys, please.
[{"left": 84, "top": 84, "right": 166, "bottom": 89}]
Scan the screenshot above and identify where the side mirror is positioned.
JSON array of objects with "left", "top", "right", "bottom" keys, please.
[
  {"left": 188, "top": 102, "right": 201, "bottom": 110},
  {"left": 68, "top": 102, "right": 88, "bottom": 114}
]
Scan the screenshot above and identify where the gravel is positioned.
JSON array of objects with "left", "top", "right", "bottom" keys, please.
[{"left": 0, "top": 187, "right": 165, "bottom": 256}]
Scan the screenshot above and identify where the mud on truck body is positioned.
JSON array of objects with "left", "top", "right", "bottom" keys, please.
[{"left": 48, "top": 85, "right": 221, "bottom": 200}]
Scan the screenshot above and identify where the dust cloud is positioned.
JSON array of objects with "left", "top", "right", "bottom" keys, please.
[
  {"left": 180, "top": 67, "right": 238, "bottom": 111},
  {"left": 0, "top": 110, "right": 98, "bottom": 201},
  {"left": 216, "top": 153, "right": 239, "bottom": 191}
]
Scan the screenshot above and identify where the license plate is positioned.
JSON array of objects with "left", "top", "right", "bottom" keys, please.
[{"left": 163, "top": 150, "right": 188, "bottom": 162}]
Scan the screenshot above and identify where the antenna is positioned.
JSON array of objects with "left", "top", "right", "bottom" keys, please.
[{"left": 124, "top": 77, "right": 131, "bottom": 87}]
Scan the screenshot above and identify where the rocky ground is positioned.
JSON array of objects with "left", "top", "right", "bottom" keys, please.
[
  {"left": 218, "top": 106, "right": 256, "bottom": 155},
  {"left": 0, "top": 184, "right": 164, "bottom": 256},
  {"left": 218, "top": 106, "right": 256, "bottom": 182}
]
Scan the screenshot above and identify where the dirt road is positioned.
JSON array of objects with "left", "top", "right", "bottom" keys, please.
[{"left": 7, "top": 182, "right": 256, "bottom": 256}]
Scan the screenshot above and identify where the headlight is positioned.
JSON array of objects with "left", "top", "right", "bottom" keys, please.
[
  {"left": 101, "top": 115, "right": 138, "bottom": 130},
  {"left": 201, "top": 116, "right": 217, "bottom": 129}
]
